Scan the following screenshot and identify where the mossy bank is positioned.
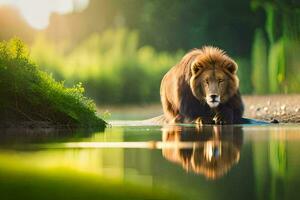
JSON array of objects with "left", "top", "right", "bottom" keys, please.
[{"left": 0, "top": 38, "right": 106, "bottom": 130}]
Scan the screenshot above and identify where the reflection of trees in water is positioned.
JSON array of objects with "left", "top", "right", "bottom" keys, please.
[
  {"left": 162, "top": 125, "right": 243, "bottom": 179},
  {"left": 0, "top": 128, "right": 99, "bottom": 145},
  {"left": 253, "top": 128, "right": 292, "bottom": 200}
]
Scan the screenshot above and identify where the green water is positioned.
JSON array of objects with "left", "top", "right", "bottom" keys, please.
[{"left": 1, "top": 121, "right": 300, "bottom": 200}]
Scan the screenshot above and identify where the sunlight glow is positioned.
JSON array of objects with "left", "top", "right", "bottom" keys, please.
[{"left": 0, "top": 0, "right": 89, "bottom": 30}]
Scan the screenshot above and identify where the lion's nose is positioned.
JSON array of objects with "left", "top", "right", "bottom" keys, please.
[{"left": 210, "top": 94, "right": 218, "bottom": 101}]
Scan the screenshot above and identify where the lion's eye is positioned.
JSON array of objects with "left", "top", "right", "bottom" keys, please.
[
  {"left": 205, "top": 80, "right": 209, "bottom": 84},
  {"left": 218, "top": 79, "right": 224, "bottom": 83}
]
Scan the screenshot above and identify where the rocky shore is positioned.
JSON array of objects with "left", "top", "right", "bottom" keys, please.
[{"left": 243, "top": 95, "right": 300, "bottom": 123}]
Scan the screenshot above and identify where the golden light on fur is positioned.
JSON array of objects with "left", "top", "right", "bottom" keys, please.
[{"left": 191, "top": 46, "right": 238, "bottom": 75}]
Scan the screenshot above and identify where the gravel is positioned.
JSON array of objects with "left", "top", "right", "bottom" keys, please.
[{"left": 243, "top": 94, "right": 300, "bottom": 123}]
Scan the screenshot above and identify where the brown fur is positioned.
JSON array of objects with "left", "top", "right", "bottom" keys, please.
[{"left": 160, "top": 46, "right": 244, "bottom": 124}]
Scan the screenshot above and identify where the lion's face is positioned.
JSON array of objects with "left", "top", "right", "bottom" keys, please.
[
  {"left": 189, "top": 49, "right": 239, "bottom": 108},
  {"left": 191, "top": 69, "right": 232, "bottom": 108}
]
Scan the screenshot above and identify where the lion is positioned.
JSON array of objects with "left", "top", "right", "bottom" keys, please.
[
  {"left": 160, "top": 46, "right": 244, "bottom": 124},
  {"left": 161, "top": 125, "right": 243, "bottom": 179}
]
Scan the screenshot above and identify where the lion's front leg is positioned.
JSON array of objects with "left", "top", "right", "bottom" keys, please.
[{"left": 214, "top": 106, "right": 233, "bottom": 124}]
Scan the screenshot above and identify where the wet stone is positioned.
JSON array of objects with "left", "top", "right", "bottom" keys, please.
[{"left": 270, "top": 119, "right": 279, "bottom": 123}]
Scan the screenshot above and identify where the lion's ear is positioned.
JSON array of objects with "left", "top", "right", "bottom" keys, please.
[
  {"left": 224, "top": 61, "right": 238, "bottom": 74},
  {"left": 191, "top": 63, "right": 203, "bottom": 75}
]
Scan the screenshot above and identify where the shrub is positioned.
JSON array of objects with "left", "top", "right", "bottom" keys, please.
[{"left": 0, "top": 38, "right": 106, "bottom": 129}]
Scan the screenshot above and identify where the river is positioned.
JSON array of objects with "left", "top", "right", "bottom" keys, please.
[{"left": 0, "top": 111, "right": 299, "bottom": 200}]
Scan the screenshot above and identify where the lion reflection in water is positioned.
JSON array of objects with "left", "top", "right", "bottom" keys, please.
[{"left": 162, "top": 125, "right": 243, "bottom": 179}]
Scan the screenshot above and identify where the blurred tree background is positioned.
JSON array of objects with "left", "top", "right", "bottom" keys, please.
[{"left": 0, "top": 0, "right": 299, "bottom": 105}]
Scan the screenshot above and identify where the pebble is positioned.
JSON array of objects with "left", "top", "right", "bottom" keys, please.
[
  {"left": 281, "top": 105, "right": 286, "bottom": 110},
  {"left": 270, "top": 119, "right": 279, "bottom": 123}
]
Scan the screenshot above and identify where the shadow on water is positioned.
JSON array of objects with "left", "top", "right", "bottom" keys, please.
[
  {"left": 0, "top": 127, "right": 104, "bottom": 146},
  {"left": 161, "top": 125, "right": 243, "bottom": 179}
]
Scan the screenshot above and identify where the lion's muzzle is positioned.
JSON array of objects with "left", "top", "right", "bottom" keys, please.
[{"left": 206, "top": 94, "right": 220, "bottom": 108}]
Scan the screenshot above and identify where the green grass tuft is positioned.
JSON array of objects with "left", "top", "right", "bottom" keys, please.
[{"left": 0, "top": 38, "right": 106, "bottom": 129}]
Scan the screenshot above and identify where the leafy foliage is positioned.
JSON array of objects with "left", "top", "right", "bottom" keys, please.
[
  {"left": 31, "top": 29, "right": 183, "bottom": 104},
  {"left": 251, "top": 0, "right": 300, "bottom": 93},
  {"left": 0, "top": 38, "right": 106, "bottom": 128}
]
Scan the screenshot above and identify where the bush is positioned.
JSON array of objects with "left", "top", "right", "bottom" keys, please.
[{"left": 0, "top": 38, "right": 106, "bottom": 129}]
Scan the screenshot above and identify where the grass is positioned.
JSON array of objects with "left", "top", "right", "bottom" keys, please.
[{"left": 0, "top": 38, "right": 106, "bottom": 129}]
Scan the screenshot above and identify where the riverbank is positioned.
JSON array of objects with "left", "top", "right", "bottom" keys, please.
[
  {"left": 98, "top": 95, "right": 300, "bottom": 123},
  {"left": 243, "top": 94, "right": 300, "bottom": 123}
]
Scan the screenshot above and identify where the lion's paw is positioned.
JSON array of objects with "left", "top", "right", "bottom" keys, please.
[{"left": 195, "top": 117, "right": 214, "bottom": 125}]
